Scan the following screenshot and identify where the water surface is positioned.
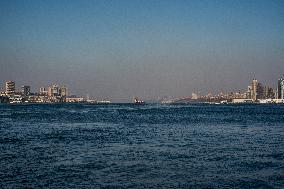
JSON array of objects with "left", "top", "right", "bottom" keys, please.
[{"left": 0, "top": 103, "right": 283, "bottom": 188}]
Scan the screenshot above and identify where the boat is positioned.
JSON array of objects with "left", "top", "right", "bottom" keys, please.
[{"left": 133, "top": 97, "right": 145, "bottom": 104}]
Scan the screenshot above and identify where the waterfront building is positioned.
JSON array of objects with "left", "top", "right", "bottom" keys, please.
[
  {"left": 48, "top": 84, "right": 59, "bottom": 97},
  {"left": 0, "top": 92, "right": 6, "bottom": 96},
  {"left": 247, "top": 85, "right": 252, "bottom": 99},
  {"left": 66, "top": 97, "right": 85, "bottom": 103},
  {"left": 59, "top": 86, "right": 67, "bottom": 97},
  {"left": 0, "top": 96, "right": 9, "bottom": 103},
  {"left": 5, "top": 81, "right": 15, "bottom": 95},
  {"left": 277, "top": 78, "right": 284, "bottom": 99},
  {"left": 232, "top": 99, "right": 254, "bottom": 103},
  {"left": 48, "top": 87, "right": 52, "bottom": 97},
  {"left": 256, "top": 82, "right": 264, "bottom": 99},
  {"left": 263, "top": 86, "right": 275, "bottom": 99},
  {"left": 21, "top": 85, "right": 30, "bottom": 96},
  {"left": 9, "top": 95, "right": 23, "bottom": 103},
  {"left": 251, "top": 79, "right": 258, "bottom": 101},
  {"left": 39, "top": 87, "right": 45, "bottom": 93},
  {"left": 39, "top": 87, "right": 48, "bottom": 95},
  {"left": 191, "top": 92, "right": 198, "bottom": 100}
]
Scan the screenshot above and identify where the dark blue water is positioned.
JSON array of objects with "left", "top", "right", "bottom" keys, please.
[{"left": 0, "top": 103, "right": 283, "bottom": 188}]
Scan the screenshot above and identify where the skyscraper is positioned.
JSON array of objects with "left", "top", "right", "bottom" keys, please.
[
  {"left": 247, "top": 85, "right": 252, "bottom": 99},
  {"left": 48, "top": 84, "right": 59, "bottom": 97},
  {"left": 277, "top": 78, "right": 284, "bottom": 99},
  {"left": 59, "top": 86, "right": 67, "bottom": 97},
  {"left": 21, "top": 85, "right": 30, "bottom": 96},
  {"left": 263, "top": 85, "right": 275, "bottom": 99},
  {"left": 256, "top": 82, "right": 264, "bottom": 99},
  {"left": 251, "top": 79, "right": 258, "bottom": 101},
  {"left": 5, "top": 81, "right": 15, "bottom": 95}
]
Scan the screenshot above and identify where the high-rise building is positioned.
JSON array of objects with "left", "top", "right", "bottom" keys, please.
[
  {"left": 5, "top": 81, "right": 15, "bottom": 95},
  {"left": 256, "top": 82, "right": 264, "bottom": 99},
  {"left": 263, "top": 86, "right": 275, "bottom": 99},
  {"left": 48, "top": 84, "right": 59, "bottom": 97},
  {"left": 59, "top": 86, "right": 67, "bottom": 97},
  {"left": 247, "top": 85, "right": 252, "bottom": 99},
  {"left": 251, "top": 79, "right": 258, "bottom": 101},
  {"left": 48, "top": 86, "right": 52, "bottom": 97},
  {"left": 277, "top": 78, "right": 284, "bottom": 99},
  {"left": 21, "top": 85, "right": 30, "bottom": 96}
]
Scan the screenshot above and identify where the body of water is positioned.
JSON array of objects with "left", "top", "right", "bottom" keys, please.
[{"left": 0, "top": 103, "right": 283, "bottom": 188}]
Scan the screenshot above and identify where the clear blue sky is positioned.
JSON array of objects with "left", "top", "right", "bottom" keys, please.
[{"left": 0, "top": 0, "right": 284, "bottom": 101}]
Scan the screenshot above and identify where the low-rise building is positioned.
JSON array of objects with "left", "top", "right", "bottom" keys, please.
[
  {"left": 232, "top": 99, "right": 254, "bottom": 103},
  {"left": 66, "top": 97, "right": 85, "bottom": 103},
  {"left": 9, "top": 95, "right": 23, "bottom": 104},
  {"left": 0, "top": 96, "right": 9, "bottom": 103}
]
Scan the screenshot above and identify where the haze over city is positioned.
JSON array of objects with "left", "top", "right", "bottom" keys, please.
[{"left": 1, "top": 0, "right": 284, "bottom": 102}]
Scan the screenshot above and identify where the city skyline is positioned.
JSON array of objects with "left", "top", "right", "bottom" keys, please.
[
  {"left": 1, "top": 0, "right": 284, "bottom": 102},
  {"left": 1, "top": 76, "right": 283, "bottom": 104}
]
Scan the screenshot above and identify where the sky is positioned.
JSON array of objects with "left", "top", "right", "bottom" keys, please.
[{"left": 0, "top": 0, "right": 284, "bottom": 102}]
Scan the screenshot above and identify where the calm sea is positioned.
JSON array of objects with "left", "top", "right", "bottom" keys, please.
[{"left": 0, "top": 103, "right": 283, "bottom": 188}]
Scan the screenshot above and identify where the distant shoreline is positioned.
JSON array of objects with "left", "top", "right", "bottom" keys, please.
[{"left": 1, "top": 102, "right": 284, "bottom": 106}]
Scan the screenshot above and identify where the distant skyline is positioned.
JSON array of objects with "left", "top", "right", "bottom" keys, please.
[{"left": 1, "top": 0, "right": 284, "bottom": 102}]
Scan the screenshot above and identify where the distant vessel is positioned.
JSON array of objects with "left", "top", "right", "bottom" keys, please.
[{"left": 133, "top": 97, "right": 144, "bottom": 104}]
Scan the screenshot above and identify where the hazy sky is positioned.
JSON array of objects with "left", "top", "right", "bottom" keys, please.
[{"left": 0, "top": 0, "right": 284, "bottom": 102}]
